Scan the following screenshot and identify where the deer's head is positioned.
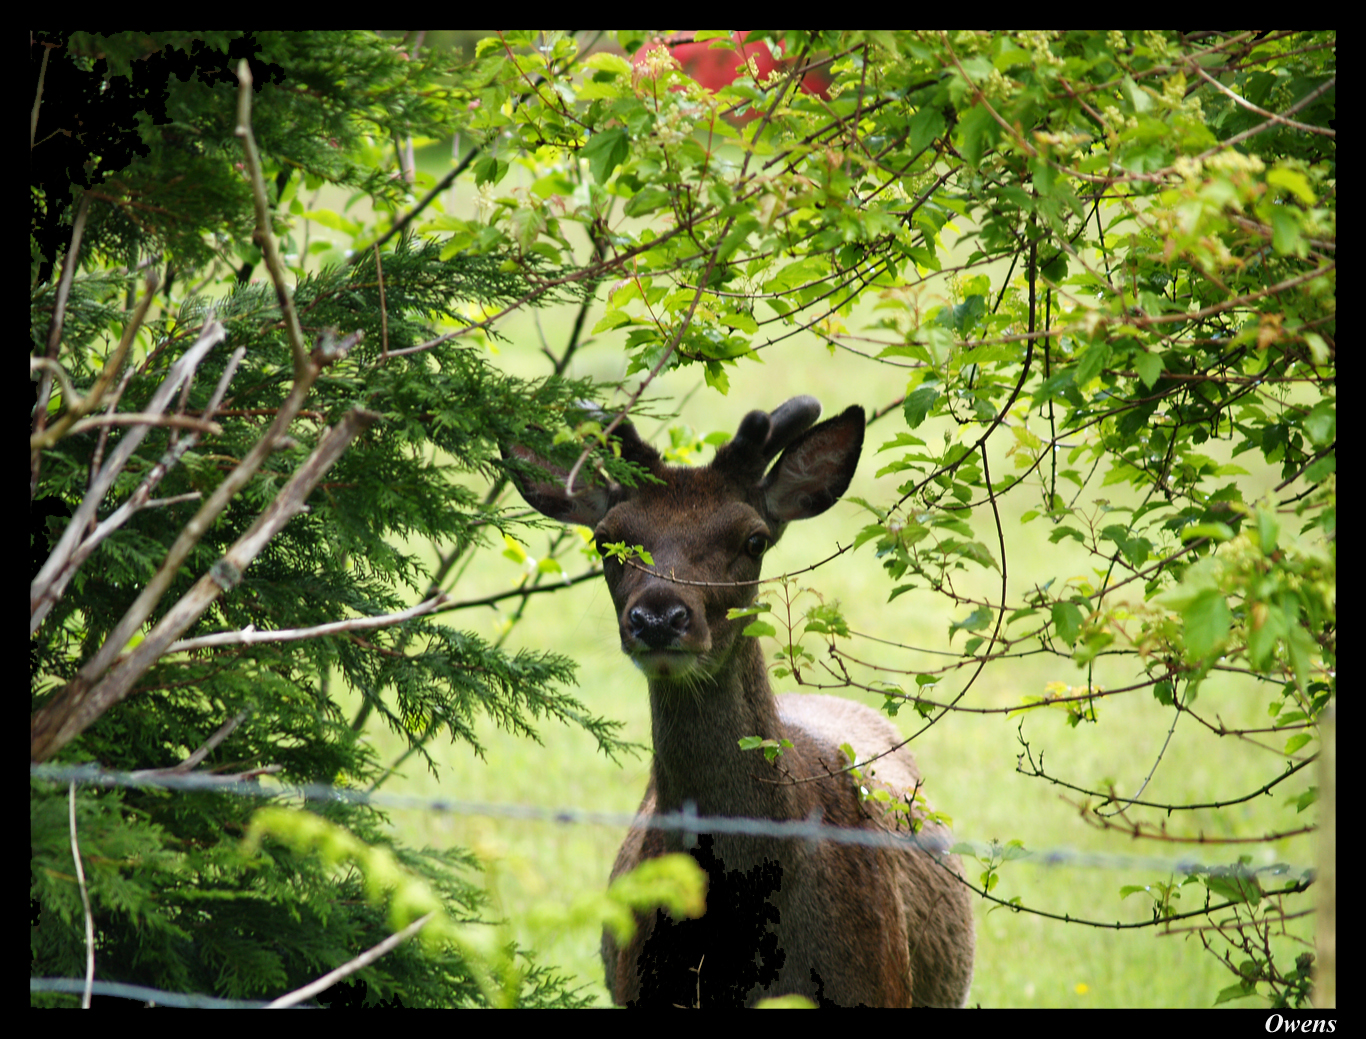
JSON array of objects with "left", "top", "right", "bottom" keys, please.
[{"left": 508, "top": 397, "right": 864, "bottom": 684}]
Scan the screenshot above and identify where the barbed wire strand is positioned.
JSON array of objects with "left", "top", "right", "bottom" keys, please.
[
  {"left": 31, "top": 976, "right": 280, "bottom": 1009},
  {"left": 31, "top": 763, "right": 1314, "bottom": 881}
]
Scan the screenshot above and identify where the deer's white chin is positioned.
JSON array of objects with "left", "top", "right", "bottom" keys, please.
[{"left": 630, "top": 650, "right": 702, "bottom": 680}]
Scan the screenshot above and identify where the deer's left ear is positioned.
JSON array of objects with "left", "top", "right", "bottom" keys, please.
[
  {"left": 762, "top": 406, "right": 864, "bottom": 522},
  {"left": 503, "top": 443, "right": 614, "bottom": 527}
]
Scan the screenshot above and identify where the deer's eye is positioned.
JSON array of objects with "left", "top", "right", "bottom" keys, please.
[{"left": 744, "top": 533, "right": 769, "bottom": 559}]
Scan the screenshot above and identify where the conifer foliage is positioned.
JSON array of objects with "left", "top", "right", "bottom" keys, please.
[
  {"left": 32, "top": 31, "right": 1334, "bottom": 1008},
  {"left": 31, "top": 31, "right": 617, "bottom": 1008}
]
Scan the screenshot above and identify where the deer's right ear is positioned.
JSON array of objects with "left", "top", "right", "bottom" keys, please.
[
  {"left": 762, "top": 405, "right": 865, "bottom": 522},
  {"left": 503, "top": 443, "right": 613, "bottom": 527}
]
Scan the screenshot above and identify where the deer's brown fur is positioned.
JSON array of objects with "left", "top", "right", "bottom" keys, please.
[{"left": 508, "top": 398, "right": 974, "bottom": 1007}]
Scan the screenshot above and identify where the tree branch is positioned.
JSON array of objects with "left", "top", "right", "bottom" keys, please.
[{"left": 30, "top": 407, "right": 380, "bottom": 762}]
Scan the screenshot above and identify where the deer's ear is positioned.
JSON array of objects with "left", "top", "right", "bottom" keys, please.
[
  {"left": 763, "top": 396, "right": 822, "bottom": 461},
  {"left": 504, "top": 444, "right": 613, "bottom": 527},
  {"left": 762, "top": 406, "right": 864, "bottom": 522}
]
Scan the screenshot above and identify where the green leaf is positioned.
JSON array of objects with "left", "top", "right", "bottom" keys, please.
[
  {"left": 944, "top": 294, "right": 986, "bottom": 336},
  {"left": 955, "top": 103, "right": 999, "bottom": 167},
  {"left": 1075, "top": 340, "right": 1111, "bottom": 386},
  {"left": 902, "top": 385, "right": 939, "bottom": 428},
  {"left": 583, "top": 128, "right": 630, "bottom": 185},
  {"left": 727, "top": 603, "right": 771, "bottom": 620},
  {"left": 1134, "top": 351, "right": 1163, "bottom": 389},
  {"left": 1283, "top": 733, "right": 1312, "bottom": 755},
  {"left": 704, "top": 361, "right": 731, "bottom": 395},
  {"left": 1120, "top": 74, "right": 1152, "bottom": 114},
  {"left": 1271, "top": 208, "right": 1304, "bottom": 256},
  {"left": 739, "top": 735, "right": 793, "bottom": 762},
  {"left": 1303, "top": 454, "right": 1335, "bottom": 482},
  {"left": 1255, "top": 509, "right": 1280, "bottom": 554},
  {"left": 475, "top": 36, "right": 504, "bottom": 58},
  {"left": 473, "top": 156, "right": 510, "bottom": 187},
  {"left": 1204, "top": 871, "right": 1262, "bottom": 906},
  {"left": 584, "top": 52, "right": 633, "bottom": 77},
  {"left": 908, "top": 104, "right": 947, "bottom": 153},
  {"left": 715, "top": 216, "right": 760, "bottom": 263},
  {"left": 1182, "top": 523, "right": 1234, "bottom": 542},
  {"left": 1213, "top": 982, "right": 1259, "bottom": 1006},
  {"left": 944, "top": 538, "right": 999, "bottom": 570},
  {"left": 1303, "top": 401, "right": 1336, "bottom": 446},
  {"left": 1267, "top": 166, "right": 1316, "bottom": 205},
  {"left": 1101, "top": 525, "right": 1152, "bottom": 568},
  {"left": 592, "top": 309, "right": 634, "bottom": 334},
  {"left": 624, "top": 187, "right": 674, "bottom": 217},
  {"left": 1051, "top": 601, "right": 1085, "bottom": 644},
  {"left": 949, "top": 606, "right": 993, "bottom": 641},
  {"left": 804, "top": 602, "right": 850, "bottom": 637},
  {"left": 1181, "top": 589, "right": 1233, "bottom": 660}
]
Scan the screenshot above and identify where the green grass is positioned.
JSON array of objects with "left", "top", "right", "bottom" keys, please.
[
  {"left": 349, "top": 331, "right": 1316, "bottom": 1008},
  {"left": 316, "top": 141, "right": 1319, "bottom": 1006}
]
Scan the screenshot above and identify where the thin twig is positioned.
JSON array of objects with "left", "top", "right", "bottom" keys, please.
[
  {"left": 1190, "top": 64, "right": 1335, "bottom": 136},
  {"left": 373, "top": 243, "right": 389, "bottom": 357},
  {"left": 30, "top": 322, "right": 228, "bottom": 632},
  {"left": 265, "top": 913, "right": 435, "bottom": 1009},
  {"left": 1195, "top": 75, "right": 1336, "bottom": 158},
  {"left": 129, "top": 710, "right": 251, "bottom": 776},
  {"left": 31, "top": 40, "right": 54, "bottom": 150},
  {"left": 32, "top": 193, "right": 92, "bottom": 499},
  {"left": 38, "top": 344, "right": 242, "bottom": 627},
  {"left": 167, "top": 595, "right": 448, "bottom": 653},
  {"left": 31, "top": 407, "right": 380, "bottom": 762},
  {"left": 66, "top": 413, "right": 223, "bottom": 437},
  {"left": 562, "top": 237, "right": 729, "bottom": 495},
  {"left": 31, "top": 270, "right": 160, "bottom": 453},
  {"left": 68, "top": 782, "right": 95, "bottom": 1009},
  {"left": 233, "top": 60, "right": 308, "bottom": 371}
]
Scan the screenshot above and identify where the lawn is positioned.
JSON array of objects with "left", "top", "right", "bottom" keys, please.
[{"left": 350, "top": 324, "right": 1315, "bottom": 1007}]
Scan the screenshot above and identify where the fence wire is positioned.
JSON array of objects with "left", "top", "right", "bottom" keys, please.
[
  {"left": 31, "top": 762, "right": 1315, "bottom": 882},
  {"left": 30, "top": 976, "right": 277, "bottom": 1009}
]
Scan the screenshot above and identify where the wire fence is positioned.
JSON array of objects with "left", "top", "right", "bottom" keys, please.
[
  {"left": 31, "top": 762, "right": 1316, "bottom": 882},
  {"left": 30, "top": 977, "right": 279, "bottom": 1009},
  {"left": 31, "top": 760, "right": 1321, "bottom": 1008}
]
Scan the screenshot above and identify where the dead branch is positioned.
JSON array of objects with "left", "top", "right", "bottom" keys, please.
[{"left": 30, "top": 407, "right": 381, "bottom": 762}]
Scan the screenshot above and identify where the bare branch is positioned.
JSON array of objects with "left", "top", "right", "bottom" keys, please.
[
  {"left": 1190, "top": 64, "right": 1335, "bottom": 137},
  {"left": 167, "top": 595, "right": 448, "bottom": 654},
  {"left": 68, "top": 782, "right": 95, "bottom": 1009},
  {"left": 32, "top": 345, "right": 242, "bottom": 632},
  {"left": 66, "top": 412, "right": 223, "bottom": 436},
  {"left": 30, "top": 321, "right": 228, "bottom": 631},
  {"left": 265, "top": 913, "right": 434, "bottom": 1009},
  {"left": 30, "top": 407, "right": 381, "bottom": 762},
  {"left": 234, "top": 58, "right": 309, "bottom": 372},
  {"left": 32, "top": 192, "right": 91, "bottom": 499},
  {"left": 1195, "top": 75, "right": 1337, "bottom": 158},
  {"left": 31, "top": 40, "right": 53, "bottom": 150},
  {"left": 129, "top": 710, "right": 251, "bottom": 776},
  {"left": 31, "top": 269, "right": 160, "bottom": 453}
]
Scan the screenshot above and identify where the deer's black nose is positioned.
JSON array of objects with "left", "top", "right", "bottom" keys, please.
[{"left": 628, "top": 602, "right": 690, "bottom": 648}]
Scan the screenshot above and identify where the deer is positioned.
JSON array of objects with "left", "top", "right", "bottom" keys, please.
[{"left": 507, "top": 397, "right": 975, "bottom": 1007}]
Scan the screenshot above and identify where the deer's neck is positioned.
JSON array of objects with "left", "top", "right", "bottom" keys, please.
[{"left": 646, "top": 637, "right": 803, "bottom": 822}]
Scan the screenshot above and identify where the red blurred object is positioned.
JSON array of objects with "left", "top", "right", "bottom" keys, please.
[{"left": 632, "top": 31, "right": 830, "bottom": 104}]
